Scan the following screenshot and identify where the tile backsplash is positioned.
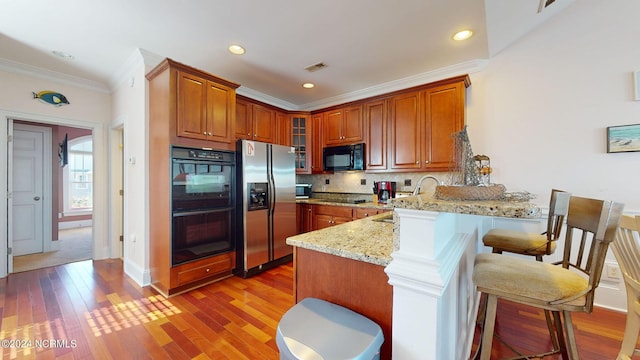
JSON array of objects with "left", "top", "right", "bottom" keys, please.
[{"left": 296, "top": 171, "right": 453, "bottom": 196}]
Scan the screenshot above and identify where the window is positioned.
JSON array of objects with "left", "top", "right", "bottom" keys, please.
[{"left": 63, "top": 135, "right": 93, "bottom": 214}]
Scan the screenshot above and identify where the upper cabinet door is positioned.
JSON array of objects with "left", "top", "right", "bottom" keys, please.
[
  {"left": 276, "top": 111, "right": 292, "bottom": 146},
  {"left": 311, "top": 113, "right": 324, "bottom": 173},
  {"left": 389, "top": 91, "right": 422, "bottom": 170},
  {"left": 364, "top": 99, "right": 387, "bottom": 171},
  {"left": 235, "top": 98, "right": 252, "bottom": 140},
  {"left": 176, "top": 69, "right": 236, "bottom": 145},
  {"left": 206, "top": 81, "right": 234, "bottom": 144},
  {"left": 342, "top": 105, "right": 364, "bottom": 144},
  {"left": 323, "top": 109, "right": 343, "bottom": 146},
  {"left": 292, "top": 114, "right": 310, "bottom": 173},
  {"left": 176, "top": 71, "right": 208, "bottom": 140},
  {"left": 252, "top": 104, "right": 276, "bottom": 143},
  {"left": 422, "top": 81, "right": 465, "bottom": 171},
  {"left": 323, "top": 106, "right": 364, "bottom": 146}
]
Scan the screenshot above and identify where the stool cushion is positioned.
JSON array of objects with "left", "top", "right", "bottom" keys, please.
[
  {"left": 483, "top": 229, "right": 555, "bottom": 255},
  {"left": 473, "top": 253, "right": 588, "bottom": 307},
  {"left": 276, "top": 298, "right": 384, "bottom": 360}
]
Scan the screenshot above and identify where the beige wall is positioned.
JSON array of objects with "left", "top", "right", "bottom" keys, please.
[
  {"left": 0, "top": 69, "right": 112, "bottom": 277},
  {"left": 467, "top": 0, "right": 640, "bottom": 213},
  {"left": 110, "top": 49, "right": 151, "bottom": 285}
]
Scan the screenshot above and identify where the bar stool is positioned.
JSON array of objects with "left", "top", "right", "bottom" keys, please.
[
  {"left": 610, "top": 214, "right": 640, "bottom": 360},
  {"left": 473, "top": 195, "right": 624, "bottom": 359},
  {"left": 483, "top": 189, "right": 570, "bottom": 261},
  {"left": 276, "top": 297, "right": 384, "bottom": 360},
  {"left": 476, "top": 189, "right": 570, "bottom": 356}
]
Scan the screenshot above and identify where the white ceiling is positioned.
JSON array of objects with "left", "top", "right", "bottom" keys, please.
[{"left": 0, "top": 0, "right": 574, "bottom": 110}]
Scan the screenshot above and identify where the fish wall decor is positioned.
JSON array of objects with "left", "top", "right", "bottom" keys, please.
[{"left": 33, "top": 90, "right": 70, "bottom": 106}]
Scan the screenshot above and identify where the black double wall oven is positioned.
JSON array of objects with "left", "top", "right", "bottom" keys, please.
[{"left": 171, "top": 146, "right": 236, "bottom": 266}]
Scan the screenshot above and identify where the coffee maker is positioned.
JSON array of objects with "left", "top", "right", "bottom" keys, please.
[{"left": 373, "top": 181, "right": 396, "bottom": 203}]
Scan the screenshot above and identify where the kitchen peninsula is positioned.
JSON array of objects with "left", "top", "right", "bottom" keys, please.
[{"left": 287, "top": 194, "right": 540, "bottom": 360}]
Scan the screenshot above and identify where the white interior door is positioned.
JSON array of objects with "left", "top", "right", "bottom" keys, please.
[{"left": 12, "top": 125, "right": 47, "bottom": 255}]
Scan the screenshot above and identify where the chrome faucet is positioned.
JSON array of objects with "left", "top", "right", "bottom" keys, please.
[{"left": 412, "top": 175, "right": 443, "bottom": 196}]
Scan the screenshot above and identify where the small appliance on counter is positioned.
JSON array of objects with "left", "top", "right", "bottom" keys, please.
[
  {"left": 373, "top": 181, "right": 396, "bottom": 203},
  {"left": 296, "top": 183, "right": 312, "bottom": 199}
]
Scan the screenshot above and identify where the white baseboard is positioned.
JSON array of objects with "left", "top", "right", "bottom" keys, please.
[{"left": 124, "top": 258, "right": 150, "bottom": 287}]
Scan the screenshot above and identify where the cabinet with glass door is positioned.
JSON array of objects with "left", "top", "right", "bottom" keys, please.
[{"left": 291, "top": 114, "right": 311, "bottom": 174}]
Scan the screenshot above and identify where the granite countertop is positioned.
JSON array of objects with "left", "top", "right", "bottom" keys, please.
[
  {"left": 389, "top": 193, "right": 541, "bottom": 218},
  {"left": 287, "top": 212, "right": 394, "bottom": 266},
  {"left": 288, "top": 193, "right": 541, "bottom": 266}
]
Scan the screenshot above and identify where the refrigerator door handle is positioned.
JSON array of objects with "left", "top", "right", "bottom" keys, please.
[{"left": 267, "top": 145, "right": 275, "bottom": 214}]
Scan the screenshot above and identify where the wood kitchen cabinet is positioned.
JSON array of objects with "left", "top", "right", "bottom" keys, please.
[
  {"left": 292, "top": 114, "right": 311, "bottom": 173},
  {"left": 312, "top": 205, "right": 354, "bottom": 230},
  {"left": 235, "top": 97, "right": 276, "bottom": 143},
  {"left": 364, "top": 99, "right": 388, "bottom": 171},
  {"left": 389, "top": 90, "right": 422, "bottom": 171},
  {"left": 323, "top": 105, "right": 364, "bottom": 146},
  {"left": 175, "top": 68, "right": 237, "bottom": 147},
  {"left": 389, "top": 75, "right": 469, "bottom": 172},
  {"left": 296, "top": 203, "right": 391, "bottom": 234},
  {"left": 311, "top": 113, "right": 325, "bottom": 174},
  {"left": 354, "top": 207, "right": 388, "bottom": 219},
  {"left": 276, "top": 111, "right": 292, "bottom": 146},
  {"left": 422, "top": 80, "right": 466, "bottom": 170},
  {"left": 297, "top": 203, "right": 314, "bottom": 233},
  {"left": 146, "top": 58, "right": 239, "bottom": 297}
]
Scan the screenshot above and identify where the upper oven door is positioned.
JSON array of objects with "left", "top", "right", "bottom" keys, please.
[{"left": 172, "top": 158, "right": 234, "bottom": 211}]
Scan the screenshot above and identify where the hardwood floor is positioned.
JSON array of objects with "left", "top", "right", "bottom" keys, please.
[
  {"left": 0, "top": 259, "right": 636, "bottom": 359},
  {"left": 0, "top": 259, "right": 293, "bottom": 359}
]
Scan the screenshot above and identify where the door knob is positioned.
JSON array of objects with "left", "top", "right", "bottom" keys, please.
[{"left": 34, "top": 196, "right": 41, "bottom": 201}]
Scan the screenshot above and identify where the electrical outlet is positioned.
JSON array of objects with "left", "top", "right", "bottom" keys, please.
[
  {"left": 360, "top": 179, "right": 366, "bottom": 185},
  {"left": 325, "top": 179, "right": 330, "bottom": 185},
  {"left": 606, "top": 264, "right": 621, "bottom": 279},
  {"left": 404, "top": 179, "right": 412, "bottom": 186}
]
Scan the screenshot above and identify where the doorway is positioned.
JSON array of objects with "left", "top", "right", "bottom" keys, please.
[{"left": 10, "top": 120, "right": 94, "bottom": 272}]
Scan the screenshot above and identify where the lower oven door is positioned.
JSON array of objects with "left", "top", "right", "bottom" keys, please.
[{"left": 172, "top": 208, "right": 234, "bottom": 266}]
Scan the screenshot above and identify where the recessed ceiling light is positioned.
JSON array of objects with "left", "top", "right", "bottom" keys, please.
[
  {"left": 452, "top": 30, "right": 473, "bottom": 41},
  {"left": 302, "top": 83, "right": 315, "bottom": 89},
  {"left": 228, "top": 45, "right": 245, "bottom": 55},
  {"left": 52, "top": 50, "right": 74, "bottom": 60}
]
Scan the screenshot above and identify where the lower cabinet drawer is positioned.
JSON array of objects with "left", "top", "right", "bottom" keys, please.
[
  {"left": 313, "top": 204, "right": 354, "bottom": 218},
  {"left": 354, "top": 208, "right": 379, "bottom": 219},
  {"left": 172, "top": 252, "right": 235, "bottom": 287}
]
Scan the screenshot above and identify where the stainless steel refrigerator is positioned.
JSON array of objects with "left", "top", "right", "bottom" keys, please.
[{"left": 236, "top": 140, "right": 296, "bottom": 277}]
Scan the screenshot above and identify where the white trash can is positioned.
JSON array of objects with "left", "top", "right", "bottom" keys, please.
[{"left": 276, "top": 297, "right": 384, "bottom": 360}]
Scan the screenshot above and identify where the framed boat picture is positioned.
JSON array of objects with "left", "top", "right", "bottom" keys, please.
[{"left": 607, "top": 124, "right": 640, "bottom": 153}]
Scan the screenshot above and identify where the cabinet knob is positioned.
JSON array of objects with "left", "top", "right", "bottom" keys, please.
[
  {"left": 247, "top": 133, "right": 250, "bottom": 136},
  {"left": 208, "top": 132, "right": 212, "bottom": 136},
  {"left": 203, "top": 132, "right": 207, "bottom": 135},
  {"left": 425, "top": 160, "right": 430, "bottom": 164},
  {"left": 206, "top": 268, "right": 210, "bottom": 273},
  {"left": 416, "top": 161, "right": 419, "bottom": 164}
]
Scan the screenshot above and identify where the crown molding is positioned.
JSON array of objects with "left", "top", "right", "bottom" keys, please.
[
  {"left": 0, "top": 54, "right": 488, "bottom": 109},
  {"left": 0, "top": 57, "right": 110, "bottom": 93},
  {"left": 300, "top": 59, "right": 489, "bottom": 111},
  {"left": 236, "top": 86, "right": 299, "bottom": 111}
]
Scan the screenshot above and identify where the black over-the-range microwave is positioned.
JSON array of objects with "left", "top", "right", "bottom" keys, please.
[{"left": 323, "top": 143, "right": 365, "bottom": 171}]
